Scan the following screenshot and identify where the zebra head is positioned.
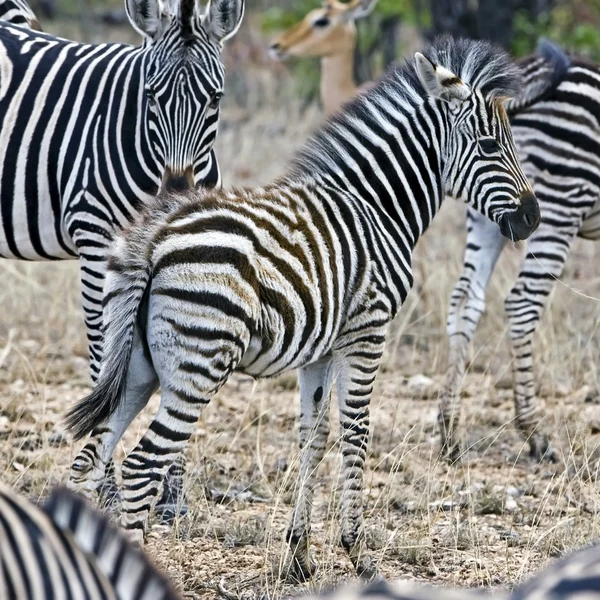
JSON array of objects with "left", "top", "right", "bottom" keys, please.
[
  {"left": 126, "top": 0, "right": 245, "bottom": 191},
  {"left": 415, "top": 38, "right": 540, "bottom": 242}
]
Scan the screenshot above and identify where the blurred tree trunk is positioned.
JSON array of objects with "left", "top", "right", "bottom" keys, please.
[
  {"left": 477, "top": 0, "right": 517, "bottom": 48},
  {"left": 429, "top": 0, "right": 476, "bottom": 38}
]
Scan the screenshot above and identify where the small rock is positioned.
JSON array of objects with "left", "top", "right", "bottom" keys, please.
[
  {"left": 504, "top": 497, "right": 518, "bottom": 512},
  {"left": 407, "top": 374, "right": 435, "bottom": 399},
  {"left": 0, "top": 416, "right": 10, "bottom": 433},
  {"left": 585, "top": 390, "right": 600, "bottom": 404}
]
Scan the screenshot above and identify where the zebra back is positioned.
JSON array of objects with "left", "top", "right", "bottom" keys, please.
[
  {"left": 0, "top": 0, "right": 41, "bottom": 30},
  {"left": 0, "top": 484, "right": 179, "bottom": 600}
]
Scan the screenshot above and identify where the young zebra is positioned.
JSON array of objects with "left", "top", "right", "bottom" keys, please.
[
  {"left": 0, "top": 0, "right": 244, "bottom": 383},
  {"left": 0, "top": 484, "right": 177, "bottom": 599},
  {"left": 439, "top": 41, "right": 600, "bottom": 463},
  {"left": 66, "top": 37, "right": 540, "bottom": 580}
]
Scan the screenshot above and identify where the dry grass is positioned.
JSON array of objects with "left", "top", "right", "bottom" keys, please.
[{"left": 0, "top": 24, "right": 600, "bottom": 599}]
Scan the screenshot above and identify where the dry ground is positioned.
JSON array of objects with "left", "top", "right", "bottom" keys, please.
[{"left": 0, "top": 35, "right": 600, "bottom": 598}]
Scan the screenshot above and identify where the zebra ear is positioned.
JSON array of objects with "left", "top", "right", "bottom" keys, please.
[
  {"left": 125, "top": 0, "right": 171, "bottom": 41},
  {"left": 203, "top": 0, "right": 245, "bottom": 44},
  {"left": 415, "top": 52, "right": 471, "bottom": 102}
]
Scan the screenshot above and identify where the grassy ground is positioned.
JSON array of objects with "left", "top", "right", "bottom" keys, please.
[{"left": 1, "top": 18, "right": 600, "bottom": 600}]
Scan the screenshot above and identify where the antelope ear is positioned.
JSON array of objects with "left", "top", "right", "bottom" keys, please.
[
  {"left": 125, "top": 0, "right": 171, "bottom": 41},
  {"left": 342, "top": 0, "right": 379, "bottom": 21},
  {"left": 415, "top": 52, "right": 471, "bottom": 102},
  {"left": 203, "top": 0, "right": 245, "bottom": 44}
]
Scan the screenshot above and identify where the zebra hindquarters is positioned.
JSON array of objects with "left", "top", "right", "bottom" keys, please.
[{"left": 119, "top": 278, "right": 254, "bottom": 540}]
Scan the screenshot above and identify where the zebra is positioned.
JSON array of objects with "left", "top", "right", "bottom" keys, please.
[
  {"left": 0, "top": 0, "right": 41, "bottom": 29},
  {"left": 0, "top": 483, "right": 178, "bottom": 599},
  {"left": 4, "top": 483, "right": 600, "bottom": 600},
  {"left": 0, "top": 0, "right": 244, "bottom": 383},
  {"left": 64, "top": 36, "right": 539, "bottom": 580},
  {"left": 438, "top": 40, "right": 600, "bottom": 463}
]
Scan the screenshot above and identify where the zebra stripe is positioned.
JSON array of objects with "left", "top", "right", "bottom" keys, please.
[
  {"left": 66, "top": 37, "right": 539, "bottom": 580},
  {"left": 0, "top": 484, "right": 178, "bottom": 599},
  {"left": 3, "top": 482, "right": 600, "bottom": 599},
  {"left": 0, "top": 0, "right": 40, "bottom": 29},
  {"left": 439, "top": 40, "right": 600, "bottom": 462},
  {"left": 0, "top": 0, "right": 244, "bottom": 382}
]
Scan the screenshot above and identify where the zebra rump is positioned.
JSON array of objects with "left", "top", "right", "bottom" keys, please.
[{"left": 65, "top": 220, "right": 154, "bottom": 440}]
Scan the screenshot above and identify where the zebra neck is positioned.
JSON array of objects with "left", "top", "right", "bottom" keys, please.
[{"left": 296, "top": 100, "right": 445, "bottom": 253}]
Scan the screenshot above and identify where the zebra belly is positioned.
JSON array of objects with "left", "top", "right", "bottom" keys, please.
[{"left": 0, "top": 205, "right": 76, "bottom": 260}]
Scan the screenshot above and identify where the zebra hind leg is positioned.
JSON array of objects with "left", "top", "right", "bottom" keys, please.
[
  {"left": 69, "top": 328, "right": 158, "bottom": 506},
  {"left": 119, "top": 342, "right": 245, "bottom": 541},
  {"left": 286, "top": 356, "right": 334, "bottom": 582}
]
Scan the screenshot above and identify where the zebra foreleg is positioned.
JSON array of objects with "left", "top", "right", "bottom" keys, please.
[
  {"left": 286, "top": 356, "right": 335, "bottom": 582},
  {"left": 440, "top": 210, "right": 506, "bottom": 462},
  {"left": 504, "top": 222, "right": 578, "bottom": 462},
  {"left": 335, "top": 338, "right": 385, "bottom": 581}
]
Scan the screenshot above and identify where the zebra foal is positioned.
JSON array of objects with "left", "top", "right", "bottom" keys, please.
[
  {"left": 439, "top": 41, "right": 600, "bottom": 462},
  {"left": 66, "top": 37, "right": 539, "bottom": 580},
  {"left": 0, "top": 484, "right": 177, "bottom": 599}
]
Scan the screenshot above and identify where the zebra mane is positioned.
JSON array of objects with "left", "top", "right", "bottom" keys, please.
[
  {"left": 289, "top": 36, "right": 521, "bottom": 177},
  {"left": 416, "top": 36, "right": 522, "bottom": 100},
  {"left": 506, "top": 39, "right": 570, "bottom": 116}
]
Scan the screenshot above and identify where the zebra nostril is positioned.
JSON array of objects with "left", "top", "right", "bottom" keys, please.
[{"left": 523, "top": 212, "right": 536, "bottom": 227}]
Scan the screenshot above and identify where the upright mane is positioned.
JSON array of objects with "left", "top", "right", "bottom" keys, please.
[{"left": 289, "top": 36, "right": 522, "bottom": 178}]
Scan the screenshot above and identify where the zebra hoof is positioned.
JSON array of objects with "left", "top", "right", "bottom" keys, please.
[
  {"left": 155, "top": 501, "right": 189, "bottom": 526},
  {"left": 528, "top": 435, "right": 557, "bottom": 464},
  {"left": 287, "top": 556, "right": 317, "bottom": 583},
  {"left": 355, "top": 555, "right": 379, "bottom": 582},
  {"left": 440, "top": 441, "right": 463, "bottom": 465}
]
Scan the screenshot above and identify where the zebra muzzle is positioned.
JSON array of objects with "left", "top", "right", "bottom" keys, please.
[
  {"left": 499, "top": 191, "right": 540, "bottom": 241},
  {"left": 162, "top": 167, "right": 195, "bottom": 192}
]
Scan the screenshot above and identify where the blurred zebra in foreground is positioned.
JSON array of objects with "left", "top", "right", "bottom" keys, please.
[
  {"left": 0, "top": 483, "right": 177, "bottom": 599},
  {"left": 0, "top": 0, "right": 40, "bottom": 29},
  {"left": 66, "top": 36, "right": 539, "bottom": 581},
  {"left": 439, "top": 41, "right": 600, "bottom": 463},
  {"left": 2, "top": 482, "right": 600, "bottom": 599}
]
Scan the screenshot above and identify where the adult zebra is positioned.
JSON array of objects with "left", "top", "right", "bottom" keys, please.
[
  {"left": 0, "top": 0, "right": 244, "bottom": 383},
  {"left": 439, "top": 41, "right": 600, "bottom": 463},
  {"left": 66, "top": 37, "right": 540, "bottom": 579}
]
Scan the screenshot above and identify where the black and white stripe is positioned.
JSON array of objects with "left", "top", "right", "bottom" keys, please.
[
  {"left": 3, "top": 481, "right": 600, "bottom": 599},
  {"left": 0, "top": 483, "right": 178, "bottom": 599},
  {"left": 439, "top": 41, "right": 600, "bottom": 462},
  {"left": 0, "top": 0, "right": 244, "bottom": 383},
  {"left": 0, "top": 0, "right": 41, "bottom": 29},
  {"left": 65, "top": 37, "right": 539, "bottom": 580}
]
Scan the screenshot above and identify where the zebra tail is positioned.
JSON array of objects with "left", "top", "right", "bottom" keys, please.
[{"left": 65, "top": 237, "right": 152, "bottom": 441}]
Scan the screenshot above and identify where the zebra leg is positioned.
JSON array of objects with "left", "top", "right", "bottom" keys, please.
[
  {"left": 286, "top": 356, "right": 335, "bottom": 582},
  {"left": 69, "top": 329, "right": 158, "bottom": 501},
  {"left": 119, "top": 330, "right": 246, "bottom": 541},
  {"left": 504, "top": 223, "right": 578, "bottom": 462},
  {"left": 335, "top": 338, "right": 385, "bottom": 581},
  {"left": 439, "top": 210, "right": 507, "bottom": 462},
  {"left": 77, "top": 248, "right": 189, "bottom": 521}
]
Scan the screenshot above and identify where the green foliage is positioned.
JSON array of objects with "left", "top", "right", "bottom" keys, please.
[{"left": 511, "top": 2, "right": 600, "bottom": 61}]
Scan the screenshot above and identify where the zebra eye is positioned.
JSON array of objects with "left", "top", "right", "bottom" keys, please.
[
  {"left": 313, "top": 16, "right": 330, "bottom": 28},
  {"left": 210, "top": 92, "right": 223, "bottom": 109},
  {"left": 479, "top": 137, "right": 500, "bottom": 154},
  {"left": 145, "top": 87, "right": 156, "bottom": 106}
]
